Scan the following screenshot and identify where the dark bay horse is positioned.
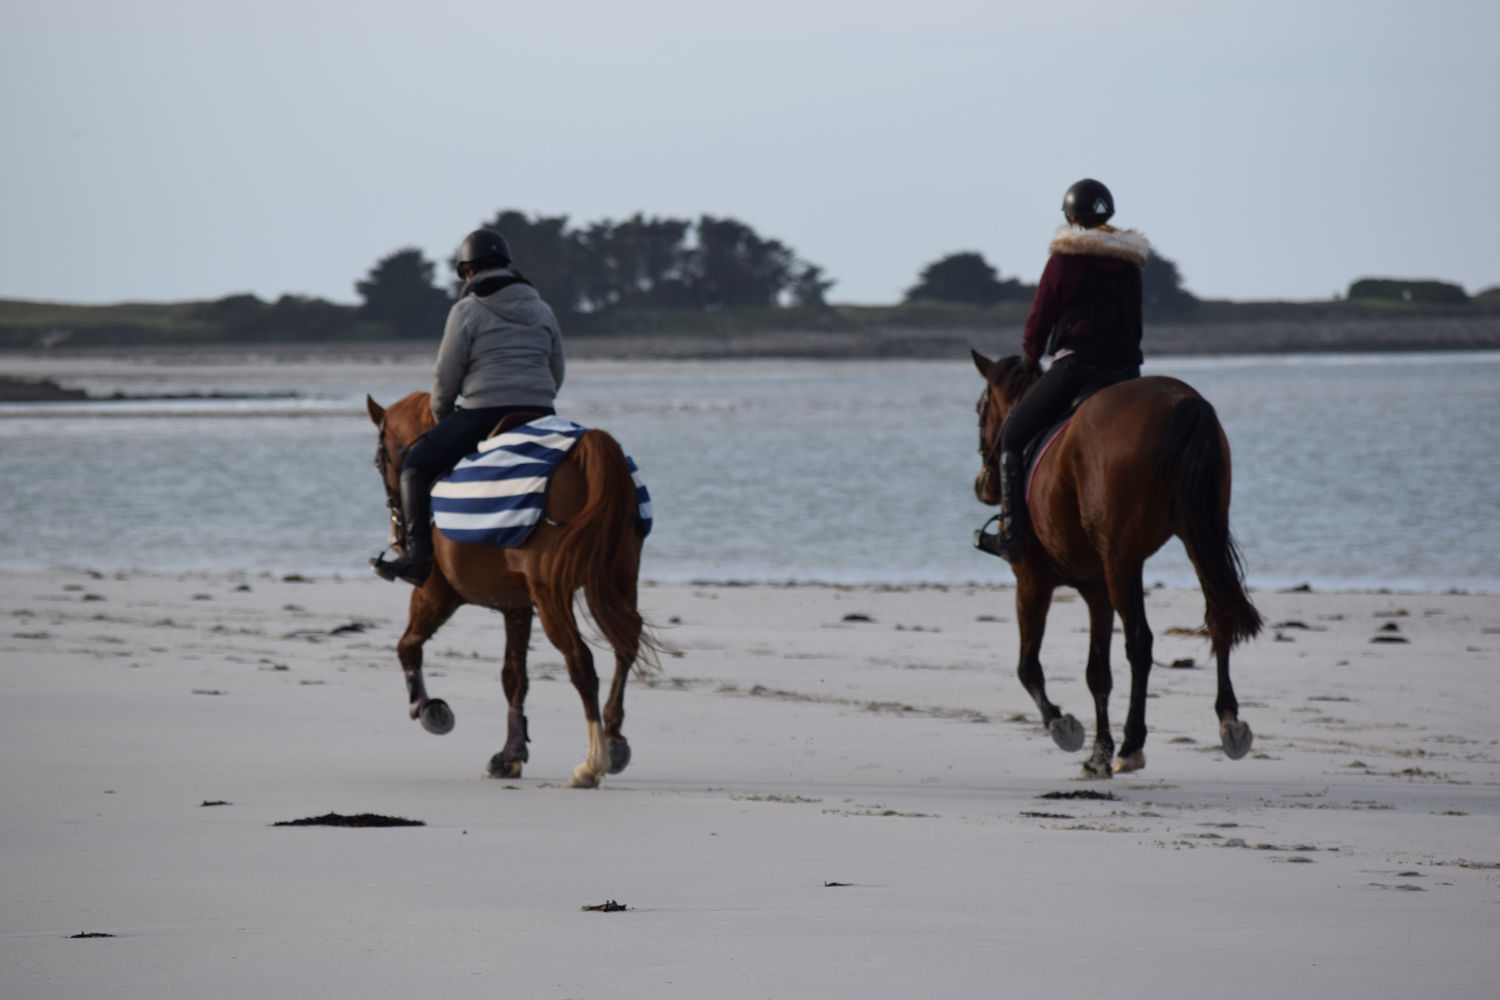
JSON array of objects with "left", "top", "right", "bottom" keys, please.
[
  {"left": 972, "top": 352, "right": 1262, "bottom": 777},
  {"left": 367, "top": 392, "right": 659, "bottom": 787}
]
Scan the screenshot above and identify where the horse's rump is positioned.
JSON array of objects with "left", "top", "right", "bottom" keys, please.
[
  {"left": 539, "top": 429, "right": 661, "bottom": 671},
  {"left": 1033, "top": 375, "right": 1261, "bottom": 652},
  {"left": 1035, "top": 377, "right": 1193, "bottom": 520}
]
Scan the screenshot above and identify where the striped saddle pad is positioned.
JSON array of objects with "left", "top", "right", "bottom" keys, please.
[{"left": 430, "top": 415, "right": 652, "bottom": 547}]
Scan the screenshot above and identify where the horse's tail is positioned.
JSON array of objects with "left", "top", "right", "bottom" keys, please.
[
  {"left": 542, "top": 430, "right": 662, "bottom": 671},
  {"left": 1157, "top": 397, "right": 1263, "bottom": 655}
]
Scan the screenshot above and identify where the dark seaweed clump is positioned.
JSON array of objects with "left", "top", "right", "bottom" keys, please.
[
  {"left": 1038, "top": 790, "right": 1118, "bottom": 801},
  {"left": 273, "top": 812, "right": 424, "bottom": 828}
]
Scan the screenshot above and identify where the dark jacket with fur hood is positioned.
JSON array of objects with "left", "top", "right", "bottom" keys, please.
[{"left": 1021, "top": 225, "right": 1151, "bottom": 369}]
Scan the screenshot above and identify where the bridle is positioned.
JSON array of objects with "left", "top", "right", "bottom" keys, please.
[
  {"left": 373, "top": 418, "right": 414, "bottom": 550},
  {"left": 976, "top": 383, "right": 1004, "bottom": 475}
]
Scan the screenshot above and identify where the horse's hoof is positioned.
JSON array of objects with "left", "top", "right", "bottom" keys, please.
[
  {"left": 1221, "top": 719, "right": 1253, "bottom": 760},
  {"left": 487, "top": 754, "right": 523, "bottom": 779},
  {"left": 607, "top": 738, "right": 631, "bottom": 775},
  {"left": 418, "top": 699, "right": 455, "bottom": 735},
  {"left": 1049, "top": 715, "right": 1086, "bottom": 753},
  {"left": 1081, "top": 752, "right": 1115, "bottom": 779},
  {"left": 1114, "top": 750, "right": 1146, "bottom": 773},
  {"left": 569, "top": 765, "right": 601, "bottom": 789}
]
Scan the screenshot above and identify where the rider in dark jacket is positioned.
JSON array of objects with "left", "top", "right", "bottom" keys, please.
[
  {"left": 373, "top": 229, "right": 565, "bottom": 585},
  {"left": 986, "top": 179, "right": 1151, "bottom": 563}
]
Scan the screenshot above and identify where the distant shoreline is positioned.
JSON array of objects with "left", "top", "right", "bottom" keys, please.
[
  {"left": 564, "top": 314, "right": 1500, "bottom": 360},
  {"left": 0, "top": 375, "right": 298, "bottom": 404},
  {"left": 4, "top": 315, "right": 1500, "bottom": 402},
  {"left": 5, "top": 313, "right": 1500, "bottom": 362},
  {"left": 6, "top": 294, "right": 1500, "bottom": 363}
]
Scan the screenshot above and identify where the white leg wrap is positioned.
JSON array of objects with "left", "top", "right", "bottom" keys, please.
[{"left": 570, "top": 720, "right": 608, "bottom": 788}]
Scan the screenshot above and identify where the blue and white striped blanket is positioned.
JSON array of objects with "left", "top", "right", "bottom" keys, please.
[{"left": 430, "top": 415, "right": 652, "bottom": 548}]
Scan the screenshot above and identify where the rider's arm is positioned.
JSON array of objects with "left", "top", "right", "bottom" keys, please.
[
  {"left": 430, "top": 303, "right": 470, "bottom": 421},
  {"left": 545, "top": 304, "right": 565, "bottom": 393},
  {"left": 1022, "top": 254, "right": 1066, "bottom": 367}
]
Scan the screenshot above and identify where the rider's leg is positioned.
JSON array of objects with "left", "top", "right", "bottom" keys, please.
[
  {"left": 991, "top": 359, "right": 1097, "bottom": 562},
  {"left": 993, "top": 449, "right": 1027, "bottom": 562},
  {"left": 373, "top": 462, "right": 437, "bottom": 585},
  {"left": 395, "top": 464, "right": 435, "bottom": 579},
  {"left": 373, "top": 410, "right": 489, "bottom": 585}
]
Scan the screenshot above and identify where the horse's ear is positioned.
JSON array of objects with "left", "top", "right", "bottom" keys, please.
[
  {"left": 971, "top": 349, "right": 995, "bottom": 380},
  {"left": 365, "top": 395, "right": 385, "bottom": 427}
]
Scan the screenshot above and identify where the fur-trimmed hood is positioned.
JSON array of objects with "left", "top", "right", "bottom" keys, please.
[{"left": 1049, "top": 224, "right": 1150, "bottom": 268}]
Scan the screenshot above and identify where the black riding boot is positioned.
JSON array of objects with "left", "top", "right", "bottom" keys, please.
[
  {"left": 372, "top": 467, "right": 434, "bottom": 585},
  {"left": 993, "top": 450, "right": 1027, "bottom": 563},
  {"left": 974, "top": 451, "right": 1028, "bottom": 563}
]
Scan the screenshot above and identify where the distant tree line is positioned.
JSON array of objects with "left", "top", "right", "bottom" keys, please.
[
  {"left": 190, "top": 293, "right": 383, "bottom": 341},
  {"left": 352, "top": 239, "right": 1199, "bottom": 339},
  {"left": 354, "top": 250, "right": 452, "bottom": 340},
  {"left": 351, "top": 210, "right": 836, "bottom": 338},
  {"left": 12, "top": 217, "right": 1494, "bottom": 350},
  {"left": 1346, "top": 278, "right": 1468, "bottom": 304},
  {"left": 352, "top": 211, "right": 1248, "bottom": 336},
  {"left": 471, "top": 210, "right": 835, "bottom": 314},
  {"left": 904, "top": 252, "right": 1031, "bottom": 306}
]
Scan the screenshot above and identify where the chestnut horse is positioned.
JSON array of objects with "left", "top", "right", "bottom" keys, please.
[
  {"left": 366, "top": 392, "right": 658, "bottom": 788},
  {"left": 972, "top": 352, "right": 1262, "bottom": 777}
]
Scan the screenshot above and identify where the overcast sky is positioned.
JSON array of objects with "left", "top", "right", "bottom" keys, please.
[{"left": 3, "top": 1, "right": 1496, "bottom": 308}]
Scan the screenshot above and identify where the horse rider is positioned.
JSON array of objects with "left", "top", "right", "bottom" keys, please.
[
  {"left": 372, "top": 228, "right": 566, "bottom": 585},
  {"left": 986, "top": 178, "right": 1152, "bottom": 563}
]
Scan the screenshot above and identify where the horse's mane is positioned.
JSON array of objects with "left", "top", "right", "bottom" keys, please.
[
  {"left": 387, "top": 392, "right": 435, "bottom": 445},
  {"left": 990, "top": 356, "right": 1041, "bottom": 407}
]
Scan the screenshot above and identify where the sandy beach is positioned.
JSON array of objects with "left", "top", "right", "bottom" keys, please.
[{"left": 2, "top": 568, "right": 1497, "bottom": 998}]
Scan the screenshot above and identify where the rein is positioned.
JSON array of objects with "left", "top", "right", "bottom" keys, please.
[
  {"left": 976, "top": 361, "right": 1044, "bottom": 472},
  {"left": 976, "top": 385, "right": 1004, "bottom": 472},
  {"left": 374, "top": 417, "right": 415, "bottom": 548}
]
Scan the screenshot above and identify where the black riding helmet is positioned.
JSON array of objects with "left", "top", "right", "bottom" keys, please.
[
  {"left": 456, "top": 229, "right": 512, "bottom": 273},
  {"left": 1062, "top": 179, "right": 1115, "bottom": 228}
]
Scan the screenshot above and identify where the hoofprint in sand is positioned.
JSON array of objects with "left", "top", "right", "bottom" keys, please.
[{"left": 2, "top": 569, "right": 1497, "bottom": 999}]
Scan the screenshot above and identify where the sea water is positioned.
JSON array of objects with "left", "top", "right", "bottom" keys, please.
[{"left": 1, "top": 351, "right": 1496, "bottom": 592}]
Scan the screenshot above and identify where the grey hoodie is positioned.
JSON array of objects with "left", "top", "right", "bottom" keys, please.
[{"left": 429, "top": 268, "right": 565, "bottom": 421}]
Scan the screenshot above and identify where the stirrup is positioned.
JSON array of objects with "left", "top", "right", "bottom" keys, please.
[
  {"left": 370, "top": 550, "right": 430, "bottom": 585},
  {"left": 370, "top": 554, "right": 397, "bottom": 582},
  {"left": 370, "top": 552, "right": 403, "bottom": 582},
  {"left": 973, "top": 515, "right": 1007, "bottom": 558},
  {"left": 973, "top": 514, "right": 1021, "bottom": 562}
]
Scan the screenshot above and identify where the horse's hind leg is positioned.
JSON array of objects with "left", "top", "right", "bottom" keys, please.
[
  {"left": 598, "top": 565, "right": 645, "bottom": 774},
  {"left": 1079, "top": 583, "right": 1119, "bottom": 778},
  {"left": 1215, "top": 647, "right": 1253, "bottom": 759},
  {"left": 533, "top": 587, "right": 609, "bottom": 788},
  {"left": 602, "top": 645, "right": 635, "bottom": 775},
  {"left": 488, "top": 607, "right": 534, "bottom": 779},
  {"left": 1014, "top": 571, "right": 1083, "bottom": 752},
  {"left": 398, "top": 575, "right": 463, "bottom": 734},
  {"left": 1108, "top": 570, "right": 1154, "bottom": 775}
]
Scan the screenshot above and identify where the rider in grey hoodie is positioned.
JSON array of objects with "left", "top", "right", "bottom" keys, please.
[
  {"left": 373, "top": 229, "right": 566, "bottom": 585},
  {"left": 430, "top": 266, "right": 565, "bottom": 421}
]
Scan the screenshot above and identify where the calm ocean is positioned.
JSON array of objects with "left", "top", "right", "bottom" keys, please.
[{"left": 2, "top": 350, "right": 1497, "bottom": 593}]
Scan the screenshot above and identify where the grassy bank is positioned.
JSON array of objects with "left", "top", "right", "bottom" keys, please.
[{"left": 4, "top": 295, "right": 1500, "bottom": 358}]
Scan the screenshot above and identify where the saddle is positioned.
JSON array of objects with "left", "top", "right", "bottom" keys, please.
[
  {"left": 487, "top": 410, "right": 549, "bottom": 439},
  {"left": 974, "top": 366, "right": 1136, "bottom": 559}
]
